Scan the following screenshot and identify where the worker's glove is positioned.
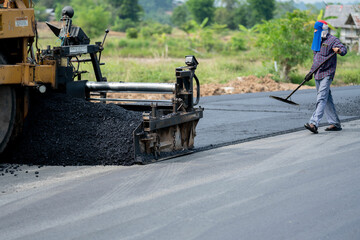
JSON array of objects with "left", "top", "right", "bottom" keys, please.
[{"left": 304, "top": 72, "right": 313, "bottom": 82}]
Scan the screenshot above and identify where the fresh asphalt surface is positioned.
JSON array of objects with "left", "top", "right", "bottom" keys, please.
[
  {"left": 1, "top": 86, "right": 360, "bottom": 240},
  {"left": 196, "top": 85, "right": 360, "bottom": 149}
]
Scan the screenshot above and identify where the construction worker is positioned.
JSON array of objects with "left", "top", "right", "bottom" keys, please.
[{"left": 304, "top": 20, "right": 347, "bottom": 134}]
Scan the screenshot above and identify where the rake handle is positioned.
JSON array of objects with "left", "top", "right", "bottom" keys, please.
[
  {"left": 285, "top": 52, "right": 337, "bottom": 100},
  {"left": 285, "top": 79, "right": 307, "bottom": 100}
]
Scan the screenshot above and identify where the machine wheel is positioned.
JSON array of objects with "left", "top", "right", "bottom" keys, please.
[
  {"left": 0, "top": 54, "right": 6, "bottom": 64},
  {"left": 0, "top": 86, "right": 17, "bottom": 154}
]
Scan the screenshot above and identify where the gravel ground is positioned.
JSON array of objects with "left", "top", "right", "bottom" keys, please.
[{"left": 2, "top": 93, "right": 142, "bottom": 166}]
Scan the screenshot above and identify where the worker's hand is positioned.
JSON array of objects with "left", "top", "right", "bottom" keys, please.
[
  {"left": 305, "top": 72, "right": 313, "bottom": 82},
  {"left": 333, "top": 47, "right": 341, "bottom": 54}
]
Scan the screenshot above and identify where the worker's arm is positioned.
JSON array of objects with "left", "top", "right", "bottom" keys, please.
[{"left": 332, "top": 38, "right": 347, "bottom": 56}]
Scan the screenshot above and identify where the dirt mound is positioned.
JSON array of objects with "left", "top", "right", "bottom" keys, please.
[
  {"left": 200, "top": 75, "right": 313, "bottom": 96},
  {"left": 5, "top": 93, "right": 142, "bottom": 166}
]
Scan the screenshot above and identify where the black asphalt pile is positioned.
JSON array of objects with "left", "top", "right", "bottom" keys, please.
[{"left": 5, "top": 93, "right": 142, "bottom": 166}]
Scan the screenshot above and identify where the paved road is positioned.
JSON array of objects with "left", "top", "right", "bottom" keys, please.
[
  {"left": 1, "top": 120, "right": 360, "bottom": 240},
  {"left": 196, "top": 85, "right": 360, "bottom": 148}
]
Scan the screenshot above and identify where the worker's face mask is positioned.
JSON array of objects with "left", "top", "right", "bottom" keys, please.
[
  {"left": 321, "top": 24, "right": 329, "bottom": 38},
  {"left": 311, "top": 21, "right": 328, "bottom": 52}
]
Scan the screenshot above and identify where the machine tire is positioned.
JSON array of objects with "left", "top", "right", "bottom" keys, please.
[
  {"left": 0, "top": 86, "right": 17, "bottom": 154},
  {"left": 0, "top": 54, "right": 6, "bottom": 64}
]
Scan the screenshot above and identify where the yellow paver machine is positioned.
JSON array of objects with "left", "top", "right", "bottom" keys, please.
[{"left": 0, "top": 1, "right": 203, "bottom": 163}]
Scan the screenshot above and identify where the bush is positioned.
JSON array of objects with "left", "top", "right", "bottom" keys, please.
[
  {"left": 140, "top": 27, "right": 153, "bottom": 39},
  {"left": 229, "top": 34, "right": 246, "bottom": 51},
  {"left": 112, "top": 18, "right": 137, "bottom": 32},
  {"left": 126, "top": 28, "right": 138, "bottom": 39},
  {"left": 338, "top": 69, "right": 360, "bottom": 85},
  {"left": 128, "top": 39, "right": 150, "bottom": 48},
  {"left": 117, "top": 39, "right": 128, "bottom": 48},
  {"left": 151, "top": 23, "right": 172, "bottom": 35},
  {"left": 139, "top": 23, "right": 173, "bottom": 39}
]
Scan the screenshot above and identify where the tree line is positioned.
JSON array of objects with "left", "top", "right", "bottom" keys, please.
[
  {"left": 32, "top": 0, "right": 325, "bottom": 81},
  {"left": 33, "top": 0, "right": 321, "bottom": 35}
]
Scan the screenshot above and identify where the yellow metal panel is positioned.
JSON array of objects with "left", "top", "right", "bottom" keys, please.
[
  {"left": 34, "top": 65, "right": 56, "bottom": 88},
  {"left": 0, "top": 9, "right": 35, "bottom": 39},
  {"left": 20, "top": 63, "right": 34, "bottom": 86},
  {"left": 0, "top": 64, "right": 56, "bottom": 87},
  {"left": 0, "top": 65, "right": 22, "bottom": 84}
]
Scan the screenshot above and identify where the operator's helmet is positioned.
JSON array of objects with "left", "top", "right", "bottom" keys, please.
[{"left": 62, "top": 6, "right": 74, "bottom": 19}]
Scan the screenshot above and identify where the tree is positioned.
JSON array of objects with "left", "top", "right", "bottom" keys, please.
[
  {"left": 214, "top": 1, "right": 249, "bottom": 29},
  {"left": 139, "top": 0, "right": 173, "bottom": 12},
  {"left": 274, "top": 0, "right": 296, "bottom": 19},
  {"left": 247, "top": 0, "right": 275, "bottom": 27},
  {"left": 105, "top": 0, "right": 122, "bottom": 9},
  {"left": 71, "top": 0, "right": 110, "bottom": 38},
  {"left": 186, "top": 0, "right": 215, "bottom": 25},
  {"left": 105, "top": 0, "right": 143, "bottom": 22},
  {"left": 118, "top": 0, "right": 142, "bottom": 22},
  {"left": 214, "top": 7, "right": 230, "bottom": 26},
  {"left": 138, "top": 0, "right": 173, "bottom": 14},
  {"left": 137, "top": 0, "right": 174, "bottom": 24},
  {"left": 34, "top": 5, "right": 49, "bottom": 21},
  {"left": 171, "top": 4, "right": 190, "bottom": 27},
  {"left": 255, "top": 10, "right": 314, "bottom": 81},
  {"left": 105, "top": 0, "right": 143, "bottom": 31},
  {"left": 233, "top": 3, "right": 250, "bottom": 28},
  {"left": 220, "top": 0, "right": 239, "bottom": 9}
]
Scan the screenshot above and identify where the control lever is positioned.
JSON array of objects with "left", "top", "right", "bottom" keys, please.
[
  {"left": 101, "top": 29, "right": 110, "bottom": 47},
  {"left": 99, "top": 29, "right": 109, "bottom": 63}
]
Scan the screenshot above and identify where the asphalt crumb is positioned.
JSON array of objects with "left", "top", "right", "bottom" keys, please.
[{"left": 0, "top": 164, "right": 23, "bottom": 176}]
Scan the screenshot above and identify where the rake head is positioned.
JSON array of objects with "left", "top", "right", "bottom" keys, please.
[{"left": 269, "top": 95, "right": 299, "bottom": 106}]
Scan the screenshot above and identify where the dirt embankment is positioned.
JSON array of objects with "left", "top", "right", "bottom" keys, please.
[{"left": 200, "top": 75, "right": 313, "bottom": 96}]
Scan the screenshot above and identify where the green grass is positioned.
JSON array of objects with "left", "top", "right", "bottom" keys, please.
[
  {"left": 78, "top": 56, "right": 244, "bottom": 84},
  {"left": 335, "top": 52, "right": 360, "bottom": 85},
  {"left": 335, "top": 68, "right": 360, "bottom": 85}
]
